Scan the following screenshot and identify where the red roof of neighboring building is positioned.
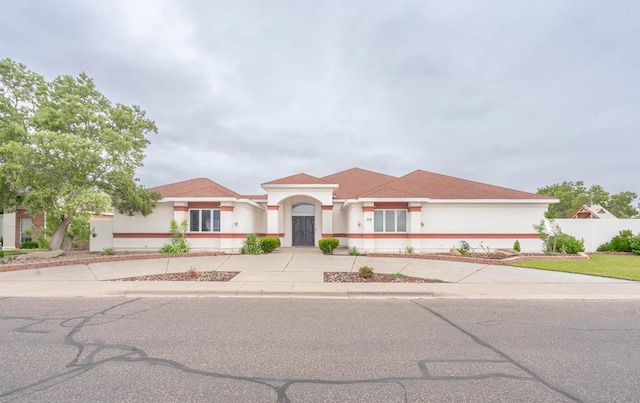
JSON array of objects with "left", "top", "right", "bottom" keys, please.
[
  {"left": 262, "top": 173, "right": 333, "bottom": 186},
  {"left": 152, "top": 178, "right": 240, "bottom": 198},
  {"left": 360, "top": 170, "right": 551, "bottom": 199},
  {"left": 322, "top": 167, "right": 397, "bottom": 199}
]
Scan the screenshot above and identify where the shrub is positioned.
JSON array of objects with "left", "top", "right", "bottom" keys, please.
[
  {"left": 513, "top": 240, "right": 521, "bottom": 252},
  {"left": 629, "top": 237, "right": 640, "bottom": 255},
  {"left": 103, "top": 247, "right": 115, "bottom": 255},
  {"left": 21, "top": 241, "right": 40, "bottom": 249},
  {"left": 318, "top": 238, "right": 339, "bottom": 254},
  {"left": 358, "top": 266, "right": 374, "bottom": 278},
  {"left": 259, "top": 237, "right": 280, "bottom": 253},
  {"left": 348, "top": 246, "right": 362, "bottom": 256},
  {"left": 186, "top": 266, "right": 199, "bottom": 279},
  {"left": 0, "top": 251, "right": 4, "bottom": 258},
  {"left": 610, "top": 230, "right": 634, "bottom": 252},
  {"left": 405, "top": 246, "right": 415, "bottom": 254},
  {"left": 160, "top": 219, "right": 190, "bottom": 254},
  {"left": 552, "top": 233, "right": 585, "bottom": 254},
  {"left": 596, "top": 242, "right": 614, "bottom": 252},
  {"left": 241, "top": 233, "right": 263, "bottom": 255}
]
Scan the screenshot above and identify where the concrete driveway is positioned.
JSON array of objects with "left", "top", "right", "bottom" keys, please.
[{"left": 0, "top": 250, "right": 638, "bottom": 299}]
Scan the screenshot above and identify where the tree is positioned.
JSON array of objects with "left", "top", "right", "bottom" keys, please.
[
  {"left": 537, "top": 181, "right": 639, "bottom": 219},
  {"left": 0, "top": 58, "right": 161, "bottom": 250}
]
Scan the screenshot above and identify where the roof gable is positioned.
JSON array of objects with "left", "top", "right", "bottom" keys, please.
[
  {"left": 152, "top": 178, "right": 240, "bottom": 198},
  {"left": 262, "top": 173, "right": 331, "bottom": 186},
  {"left": 322, "top": 167, "right": 397, "bottom": 199},
  {"left": 361, "top": 170, "right": 552, "bottom": 200}
]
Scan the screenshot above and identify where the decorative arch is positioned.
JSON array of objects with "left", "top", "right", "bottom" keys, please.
[{"left": 292, "top": 203, "right": 315, "bottom": 215}]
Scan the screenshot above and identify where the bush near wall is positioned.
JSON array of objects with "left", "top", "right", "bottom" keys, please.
[
  {"left": 318, "top": 238, "right": 339, "bottom": 254},
  {"left": 259, "top": 237, "right": 281, "bottom": 253},
  {"left": 597, "top": 230, "right": 640, "bottom": 255},
  {"left": 21, "top": 241, "right": 40, "bottom": 249}
]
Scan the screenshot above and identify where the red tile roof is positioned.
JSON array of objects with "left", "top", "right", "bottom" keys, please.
[
  {"left": 262, "top": 173, "right": 332, "bottom": 185},
  {"left": 360, "top": 170, "right": 552, "bottom": 199},
  {"left": 152, "top": 178, "right": 240, "bottom": 198},
  {"left": 322, "top": 168, "right": 397, "bottom": 199}
]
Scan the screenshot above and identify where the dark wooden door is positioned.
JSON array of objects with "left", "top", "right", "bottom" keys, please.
[{"left": 292, "top": 216, "right": 315, "bottom": 246}]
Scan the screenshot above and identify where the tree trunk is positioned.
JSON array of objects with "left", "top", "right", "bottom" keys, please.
[{"left": 49, "top": 216, "right": 73, "bottom": 251}]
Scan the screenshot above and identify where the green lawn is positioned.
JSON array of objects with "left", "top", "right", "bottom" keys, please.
[
  {"left": 510, "top": 255, "right": 640, "bottom": 281},
  {"left": 1, "top": 249, "right": 47, "bottom": 256}
]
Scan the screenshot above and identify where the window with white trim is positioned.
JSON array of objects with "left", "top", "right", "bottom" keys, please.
[
  {"left": 189, "top": 209, "right": 220, "bottom": 232},
  {"left": 373, "top": 209, "right": 407, "bottom": 232},
  {"left": 20, "top": 218, "right": 33, "bottom": 242}
]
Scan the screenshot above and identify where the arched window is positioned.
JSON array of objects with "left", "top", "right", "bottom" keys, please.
[{"left": 292, "top": 203, "right": 314, "bottom": 214}]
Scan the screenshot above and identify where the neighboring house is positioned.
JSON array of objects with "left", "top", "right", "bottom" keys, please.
[
  {"left": 95, "top": 168, "right": 557, "bottom": 253},
  {"left": 0, "top": 208, "right": 44, "bottom": 250},
  {"left": 571, "top": 204, "right": 618, "bottom": 219}
]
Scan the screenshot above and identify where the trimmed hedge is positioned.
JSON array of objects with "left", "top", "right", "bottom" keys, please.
[
  {"left": 260, "top": 237, "right": 281, "bottom": 253},
  {"left": 318, "top": 238, "right": 339, "bottom": 254},
  {"left": 21, "top": 241, "right": 40, "bottom": 249}
]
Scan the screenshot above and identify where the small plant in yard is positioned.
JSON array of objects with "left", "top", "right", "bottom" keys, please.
[
  {"left": 348, "top": 246, "right": 362, "bottom": 256},
  {"left": 358, "top": 266, "right": 374, "bottom": 278},
  {"left": 405, "top": 246, "right": 415, "bottom": 254},
  {"left": 259, "top": 237, "right": 281, "bottom": 253},
  {"left": 241, "top": 233, "right": 263, "bottom": 255},
  {"left": 186, "top": 266, "right": 199, "bottom": 279},
  {"left": 160, "top": 219, "right": 190, "bottom": 253},
  {"left": 393, "top": 272, "right": 405, "bottom": 278},
  {"left": 533, "top": 219, "right": 584, "bottom": 254},
  {"left": 318, "top": 238, "right": 339, "bottom": 254},
  {"left": 513, "top": 239, "right": 521, "bottom": 252},
  {"left": 103, "top": 247, "right": 115, "bottom": 255}
]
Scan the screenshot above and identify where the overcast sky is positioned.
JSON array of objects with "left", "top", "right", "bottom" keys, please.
[{"left": 2, "top": 0, "right": 638, "bottom": 197}]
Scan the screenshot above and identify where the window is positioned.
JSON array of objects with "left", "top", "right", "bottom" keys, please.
[
  {"left": 20, "top": 218, "right": 33, "bottom": 243},
  {"left": 292, "top": 203, "right": 314, "bottom": 214},
  {"left": 189, "top": 209, "right": 220, "bottom": 232},
  {"left": 373, "top": 209, "right": 406, "bottom": 232}
]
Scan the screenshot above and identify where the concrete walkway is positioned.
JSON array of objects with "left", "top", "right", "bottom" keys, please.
[{"left": 0, "top": 249, "right": 638, "bottom": 299}]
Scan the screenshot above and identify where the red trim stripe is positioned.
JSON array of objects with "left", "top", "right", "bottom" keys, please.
[{"left": 332, "top": 233, "right": 540, "bottom": 239}]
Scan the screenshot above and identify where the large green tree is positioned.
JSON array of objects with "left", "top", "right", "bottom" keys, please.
[
  {"left": 0, "top": 58, "right": 160, "bottom": 250},
  {"left": 537, "top": 181, "right": 639, "bottom": 219}
]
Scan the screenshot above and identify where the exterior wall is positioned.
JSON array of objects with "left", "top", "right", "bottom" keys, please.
[
  {"left": 279, "top": 196, "right": 322, "bottom": 247},
  {"left": 107, "top": 200, "right": 266, "bottom": 252},
  {"left": 90, "top": 219, "right": 114, "bottom": 252},
  {"left": 555, "top": 219, "right": 640, "bottom": 252},
  {"left": 1, "top": 209, "right": 45, "bottom": 250}
]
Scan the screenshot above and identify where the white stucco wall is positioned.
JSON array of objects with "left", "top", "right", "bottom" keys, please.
[
  {"left": 554, "top": 219, "right": 640, "bottom": 252},
  {"left": 113, "top": 203, "right": 174, "bottom": 233},
  {"left": 90, "top": 219, "right": 114, "bottom": 252}
]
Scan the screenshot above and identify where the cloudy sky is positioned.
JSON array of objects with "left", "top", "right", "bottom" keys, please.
[{"left": 2, "top": 0, "right": 638, "bottom": 197}]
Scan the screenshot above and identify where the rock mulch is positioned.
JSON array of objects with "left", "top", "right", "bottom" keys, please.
[
  {"left": 114, "top": 271, "right": 239, "bottom": 282},
  {"left": 324, "top": 272, "right": 443, "bottom": 283}
]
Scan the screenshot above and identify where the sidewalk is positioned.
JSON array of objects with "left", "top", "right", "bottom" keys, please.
[{"left": 0, "top": 251, "right": 638, "bottom": 299}]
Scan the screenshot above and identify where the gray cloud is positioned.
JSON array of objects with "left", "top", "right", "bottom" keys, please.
[{"left": 1, "top": 0, "right": 638, "bottom": 198}]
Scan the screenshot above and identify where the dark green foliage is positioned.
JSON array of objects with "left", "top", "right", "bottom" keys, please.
[
  {"left": 259, "top": 237, "right": 281, "bottom": 253},
  {"left": 21, "top": 241, "right": 39, "bottom": 249},
  {"left": 358, "top": 266, "right": 374, "bottom": 278},
  {"left": 551, "top": 234, "right": 585, "bottom": 254},
  {"left": 537, "top": 181, "right": 638, "bottom": 218},
  {"left": 597, "top": 230, "right": 640, "bottom": 254},
  {"left": 513, "top": 240, "right": 521, "bottom": 253},
  {"left": 318, "top": 238, "right": 339, "bottom": 254},
  {"left": 241, "top": 234, "right": 263, "bottom": 255}
]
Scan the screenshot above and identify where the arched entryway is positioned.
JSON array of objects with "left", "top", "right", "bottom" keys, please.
[{"left": 291, "top": 203, "right": 315, "bottom": 246}]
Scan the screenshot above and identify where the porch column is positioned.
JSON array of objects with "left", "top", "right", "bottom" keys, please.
[
  {"left": 362, "top": 204, "right": 375, "bottom": 251},
  {"left": 408, "top": 204, "right": 422, "bottom": 250},
  {"left": 266, "top": 205, "right": 280, "bottom": 236},
  {"left": 2, "top": 212, "right": 16, "bottom": 251},
  {"left": 321, "top": 205, "right": 333, "bottom": 238},
  {"left": 220, "top": 203, "right": 235, "bottom": 251}
]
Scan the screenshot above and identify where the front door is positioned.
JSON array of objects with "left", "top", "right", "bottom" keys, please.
[{"left": 292, "top": 216, "right": 315, "bottom": 246}]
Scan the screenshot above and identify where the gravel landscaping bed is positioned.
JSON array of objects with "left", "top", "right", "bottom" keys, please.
[
  {"left": 114, "top": 271, "right": 239, "bottom": 282},
  {"left": 324, "top": 272, "right": 443, "bottom": 283}
]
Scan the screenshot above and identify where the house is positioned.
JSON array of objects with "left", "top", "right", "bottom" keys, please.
[
  {"left": 0, "top": 208, "right": 45, "bottom": 250},
  {"left": 571, "top": 204, "right": 617, "bottom": 219},
  {"left": 93, "top": 168, "right": 557, "bottom": 253}
]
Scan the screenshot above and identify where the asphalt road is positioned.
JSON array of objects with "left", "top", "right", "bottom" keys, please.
[{"left": 1, "top": 297, "right": 639, "bottom": 402}]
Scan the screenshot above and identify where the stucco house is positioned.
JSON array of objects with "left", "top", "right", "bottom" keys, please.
[{"left": 92, "top": 168, "right": 557, "bottom": 253}]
